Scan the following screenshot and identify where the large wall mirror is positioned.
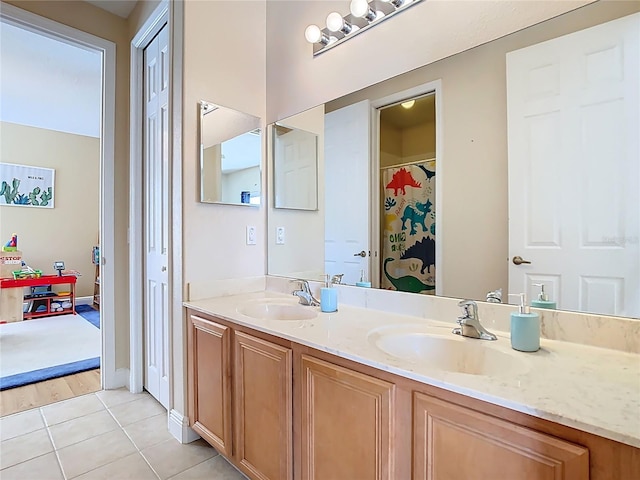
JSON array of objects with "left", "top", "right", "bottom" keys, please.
[
  {"left": 200, "top": 101, "right": 261, "bottom": 206},
  {"left": 267, "top": 3, "right": 640, "bottom": 319}
]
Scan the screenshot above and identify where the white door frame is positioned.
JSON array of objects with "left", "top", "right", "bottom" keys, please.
[
  {"left": 370, "top": 80, "right": 443, "bottom": 294},
  {"left": 0, "top": 4, "right": 118, "bottom": 388}
]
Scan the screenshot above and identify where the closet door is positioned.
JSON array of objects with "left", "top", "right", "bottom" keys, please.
[{"left": 143, "top": 24, "right": 170, "bottom": 407}]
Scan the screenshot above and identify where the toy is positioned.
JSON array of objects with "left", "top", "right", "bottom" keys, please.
[
  {"left": 12, "top": 265, "right": 43, "bottom": 279},
  {"left": 2, "top": 233, "right": 18, "bottom": 252}
]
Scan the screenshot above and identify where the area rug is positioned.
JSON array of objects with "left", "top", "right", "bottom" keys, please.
[{"left": 0, "top": 308, "right": 100, "bottom": 390}]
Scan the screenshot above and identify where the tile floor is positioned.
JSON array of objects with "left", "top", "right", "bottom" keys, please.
[{"left": 0, "top": 389, "right": 248, "bottom": 479}]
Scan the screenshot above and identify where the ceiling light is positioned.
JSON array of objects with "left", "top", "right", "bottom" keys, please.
[
  {"left": 350, "top": 0, "right": 377, "bottom": 21},
  {"left": 304, "top": 24, "right": 329, "bottom": 45},
  {"left": 305, "top": 0, "right": 423, "bottom": 55},
  {"left": 401, "top": 100, "right": 415, "bottom": 109},
  {"left": 326, "top": 12, "right": 352, "bottom": 34}
]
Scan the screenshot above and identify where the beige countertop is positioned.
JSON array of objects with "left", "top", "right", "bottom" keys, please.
[{"left": 184, "top": 291, "right": 640, "bottom": 448}]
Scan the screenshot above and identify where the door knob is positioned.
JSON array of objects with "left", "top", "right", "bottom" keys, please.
[
  {"left": 161, "top": 266, "right": 167, "bottom": 272},
  {"left": 512, "top": 256, "right": 532, "bottom": 265},
  {"left": 353, "top": 250, "right": 367, "bottom": 257}
]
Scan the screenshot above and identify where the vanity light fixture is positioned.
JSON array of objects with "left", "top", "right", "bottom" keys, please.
[{"left": 305, "top": 0, "right": 423, "bottom": 56}]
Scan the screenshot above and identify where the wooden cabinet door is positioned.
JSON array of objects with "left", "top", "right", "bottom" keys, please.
[
  {"left": 300, "top": 355, "right": 395, "bottom": 480},
  {"left": 187, "top": 314, "right": 232, "bottom": 457},
  {"left": 234, "top": 332, "right": 292, "bottom": 480},
  {"left": 413, "top": 392, "right": 589, "bottom": 480}
]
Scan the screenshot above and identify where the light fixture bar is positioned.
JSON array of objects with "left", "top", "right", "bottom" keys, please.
[{"left": 306, "top": 0, "right": 423, "bottom": 56}]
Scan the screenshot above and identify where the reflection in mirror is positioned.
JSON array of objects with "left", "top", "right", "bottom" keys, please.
[
  {"left": 273, "top": 123, "right": 318, "bottom": 210},
  {"left": 200, "top": 101, "right": 261, "bottom": 206},
  {"left": 267, "top": 4, "right": 640, "bottom": 319}
]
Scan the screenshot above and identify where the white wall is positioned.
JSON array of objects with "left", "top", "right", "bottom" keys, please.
[
  {"left": 182, "top": 1, "right": 266, "bottom": 299},
  {"left": 265, "top": 0, "right": 594, "bottom": 122},
  {"left": 222, "top": 166, "right": 260, "bottom": 205}
]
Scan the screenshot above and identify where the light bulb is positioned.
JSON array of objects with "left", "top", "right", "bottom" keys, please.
[
  {"left": 401, "top": 100, "right": 415, "bottom": 109},
  {"left": 304, "top": 24, "right": 322, "bottom": 43},
  {"left": 350, "top": 0, "right": 369, "bottom": 17},
  {"left": 326, "top": 12, "right": 345, "bottom": 32}
]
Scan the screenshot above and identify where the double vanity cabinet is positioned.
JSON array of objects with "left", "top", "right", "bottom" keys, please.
[{"left": 186, "top": 305, "right": 639, "bottom": 480}]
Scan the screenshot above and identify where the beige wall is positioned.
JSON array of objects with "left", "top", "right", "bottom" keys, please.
[
  {"left": 182, "top": 1, "right": 267, "bottom": 299},
  {"left": 3, "top": 0, "right": 131, "bottom": 369},
  {"left": 267, "top": 105, "right": 325, "bottom": 280},
  {"left": 403, "top": 122, "right": 435, "bottom": 162},
  {"left": 0, "top": 122, "right": 99, "bottom": 297},
  {"left": 265, "top": 0, "right": 595, "bottom": 123},
  {"left": 325, "top": 0, "right": 640, "bottom": 300}
]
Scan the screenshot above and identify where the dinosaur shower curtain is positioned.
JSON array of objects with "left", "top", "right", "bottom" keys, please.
[{"left": 381, "top": 159, "right": 436, "bottom": 294}]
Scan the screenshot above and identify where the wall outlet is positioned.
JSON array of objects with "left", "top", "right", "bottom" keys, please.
[
  {"left": 276, "top": 227, "right": 285, "bottom": 245},
  {"left": 246, "top": 226, "right": 257, "bottom": 245}
]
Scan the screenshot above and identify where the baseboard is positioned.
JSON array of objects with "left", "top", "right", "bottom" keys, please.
[
  {"left": 168, "top": 409, "right": 200, "bottom": 444},
  {"left": 103, "top": 367, "right": 129, "bottom": 390},
  {"left": 75, "top": 296, "right": 94, "bottom": 306}
]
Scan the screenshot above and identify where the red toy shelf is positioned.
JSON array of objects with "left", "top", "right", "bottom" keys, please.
[
  {"left": 0, "top": 274, "right": 77, "bottom": 289},
  {"left": 0, "top": 275, "right": 77, "bottom": 319}
]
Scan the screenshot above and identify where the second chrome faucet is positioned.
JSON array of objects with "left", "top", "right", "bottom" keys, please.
[
  {"left": 453, "top": 300, "right": 497, "bottom": 341},
  {"left": 290, "top": 279, "right": 320, "bottom": 306}
]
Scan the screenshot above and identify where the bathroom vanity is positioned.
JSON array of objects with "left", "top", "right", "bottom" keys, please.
[{"left": 184, "top": 291, "right": 639, "bottom": 480}]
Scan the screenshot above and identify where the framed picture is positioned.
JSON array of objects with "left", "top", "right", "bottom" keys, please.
[{"left": 0, "top": 163, "right": 55, "bottom": 208}]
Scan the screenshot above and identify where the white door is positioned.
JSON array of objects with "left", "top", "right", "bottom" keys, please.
[
  {"left": 143, "top": 25, "right": 170, "bottom": 408},
  {"left": 275, "top": 128, "right": 318, "bottom": 209},
  {"left": 324, "top": 100, "right": 371, "bottom": 285},
  {"left": 507, "top": 13, "right": 639, "bottom": 317}
]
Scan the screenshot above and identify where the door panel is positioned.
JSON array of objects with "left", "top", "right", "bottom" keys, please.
[
  {"left": 234, "top": 332, "right": 292, "bottom": 480},
  {"left": 413, "top": 392, "right": 589, "bottom": 480},
  {"left": 507, "top": 13, "right": 639, "bottom": 316},
  {"left": 187, "top": 315, "right": 232, "bottom": 457},
  {"left": 301, "top": 355, "right": 394, "bottom": 480},
  {"left": 143, "top": 24, "right": 170, "bottom": 407},
  {"left": 324, "top": 100, "right": 371, "bottom": 285}
]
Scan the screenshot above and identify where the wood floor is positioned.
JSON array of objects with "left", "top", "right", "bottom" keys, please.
[{"left": 0, "top": 369, "right": 101, "bottom": 417}]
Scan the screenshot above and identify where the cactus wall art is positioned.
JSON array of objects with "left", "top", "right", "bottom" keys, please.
[{"left": 0, "top": 163, "right": 55, "bottom": 208}]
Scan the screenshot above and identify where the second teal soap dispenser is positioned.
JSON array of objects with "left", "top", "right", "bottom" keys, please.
[
  {"left": 508, "top": 293, "right": 540, "bottom": 352},
  {"left": 531, "top": 283, "right": 556, "bottom": 309}
]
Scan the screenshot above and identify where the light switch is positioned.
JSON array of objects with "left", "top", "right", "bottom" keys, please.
[
  {"left": 276, "top": 227, "right": 285, "bottom": 245},
  {"left": 246, "top": 226, "right": 257, "bottom": 245}
]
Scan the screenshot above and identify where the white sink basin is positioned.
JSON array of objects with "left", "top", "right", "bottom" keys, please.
[
  {"left": 368, "top": 324, "right": 526, "bottom": 376},
  {"left": 238, "top": 301, "right": 318, "bottom": 321}
]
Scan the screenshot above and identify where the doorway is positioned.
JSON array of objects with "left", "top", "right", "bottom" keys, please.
[
  {"left": 0, "top": 4, "right": 116, "bottom": 414},
  {"left": 378, "top": 93, "right": 437, "bottom": 294}
]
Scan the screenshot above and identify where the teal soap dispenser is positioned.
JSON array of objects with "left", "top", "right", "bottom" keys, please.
[
  {"left": 355, "top": 269, "right": 371, "bottom": 288},
  {"left": 508, "top": 293, "right": 540, "bottom": 352},
  {"left": 320, "top": 274, "right": 338, "bottom": 313},
  {"left": 531, "top": 283, "right": 556, "bottom": 309}
]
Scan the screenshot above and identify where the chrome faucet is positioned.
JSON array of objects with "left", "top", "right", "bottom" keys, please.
[
  {"left": 486, "top": 288, "right": 502, "bottom": 303},
  {"left": 290, "top": 279, "right": 320, "bottom": 306},
  {"left": 453, "top": 300, "right": 497, "bottom": 341}
]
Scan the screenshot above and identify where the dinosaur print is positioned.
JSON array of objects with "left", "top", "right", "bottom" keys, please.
[
  {"left": 401, "top": 199, "right": 432, "bottom": 235},
  {"left": 385, "top": 168, "right": 421, "bottom": 196},
  {"left": 417, "top": 165, "right": 435, "bottom": 181},
  {"left": 401, "top": 237, "right": 435, "bottom": 275},
  {"left": 383, "top": 258, "right": 435, "bottom": 293}
]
